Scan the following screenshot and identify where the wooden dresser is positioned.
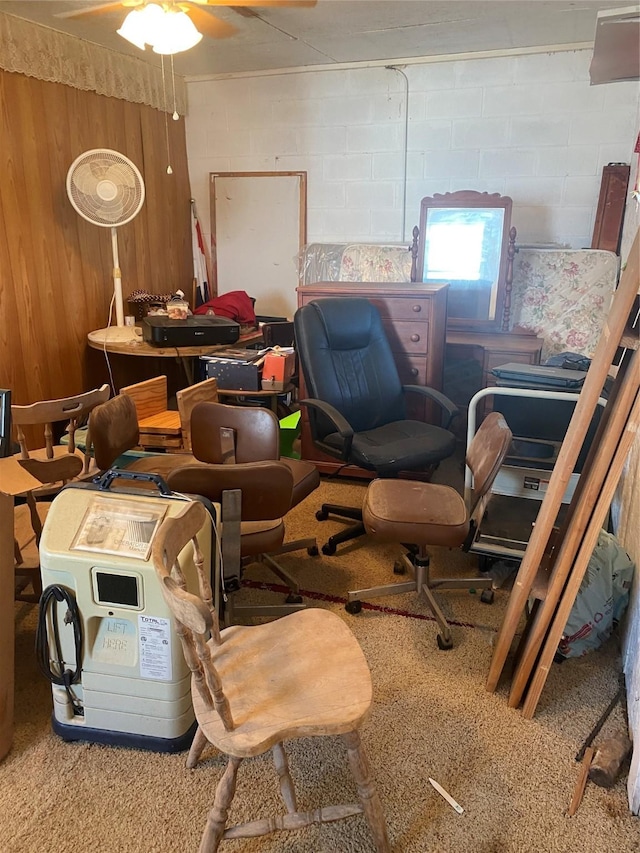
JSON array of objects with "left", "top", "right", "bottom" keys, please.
[{"left": 296, "top": 281, "right": 449, "bottom": 476}]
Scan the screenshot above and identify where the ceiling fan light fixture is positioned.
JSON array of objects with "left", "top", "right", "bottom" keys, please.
[
  {"left": 116, "top": 7, "right": 149, "bottom": 50},
  {"left": 117, "top": 2, "right": 203, "bottom": 55},
  {"left": 152, "top": 9, "right": 203, "bottom": 55}
]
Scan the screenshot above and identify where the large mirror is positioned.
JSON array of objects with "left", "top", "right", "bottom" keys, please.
[{"left": 411, "top": 191, "right": 516, "bottom": 332}]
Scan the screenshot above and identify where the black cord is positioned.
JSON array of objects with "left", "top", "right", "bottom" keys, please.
[{"left": 36, "top": 585, "right": 84, "bottom": 717}]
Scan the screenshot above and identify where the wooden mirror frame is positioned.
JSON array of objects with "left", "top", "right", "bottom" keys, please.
[{"left": 411, "top": 190, "right": 517, "bottom": 332}]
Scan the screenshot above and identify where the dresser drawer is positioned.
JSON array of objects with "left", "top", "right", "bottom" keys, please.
[
  {"left": 393, "top": 353, "right": 427, "bottom": 385},
  {"left": 383, "top": 319, "right": 430, "bottom": 356},
  {"left": 367, "top": 296, "right": 432, "bottom": 322}
]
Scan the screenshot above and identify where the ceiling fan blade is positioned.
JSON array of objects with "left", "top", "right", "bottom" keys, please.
[
  {"left": 55, "top": 2, "right": 142, "bottom": 20},
  {"left": 183, "top": 6, "right": 238, "bottom": 39}
]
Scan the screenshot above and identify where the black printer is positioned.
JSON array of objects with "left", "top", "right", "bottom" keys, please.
[{"left": 142, "top": 315, "right": 240, "bottom": 347}]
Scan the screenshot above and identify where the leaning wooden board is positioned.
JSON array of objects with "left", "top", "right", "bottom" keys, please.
[
  {"left": 486, "top": 228, "right": 640, "bottom": 693},
  {"left": 508, "top": 347, "right": 640, "bottom": 709},
  {"left": 521, "top": 389, "right": 640, "bottom": 718}
]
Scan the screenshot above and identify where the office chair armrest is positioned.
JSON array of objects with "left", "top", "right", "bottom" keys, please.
[
  {"left": 401, "top": 385, "right": 460, "bottom": 429},
  {"left": 300, "top": 398, "right": 355, "bottom": 459}
]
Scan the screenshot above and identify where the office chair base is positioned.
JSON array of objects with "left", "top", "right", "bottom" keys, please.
[
  {"left": 227, "top": 550, "right": 307, "bottom": 624},
  {"left": 316, "top": 503, "right": 363, "bottom": 522},
  {"left": 228, "top": 536, "right": 320, "bottom": 623},
  {"left": 316, "top": 504, "right": 367, "bottom": 555},
  {"left": 270, "top": 536, "right": 319, "bottom": 559},
  {"left": 346, "top": 551, "right": 494, "bottom": 649}
]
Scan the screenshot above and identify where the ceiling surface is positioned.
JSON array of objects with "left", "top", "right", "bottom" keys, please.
[{"left": 0, "top": 1, "right": 630, "bottom": 78}]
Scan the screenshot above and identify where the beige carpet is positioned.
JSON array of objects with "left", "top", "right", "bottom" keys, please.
[{"left": 2, "top": 477, "right": 637, "bottom": 852}]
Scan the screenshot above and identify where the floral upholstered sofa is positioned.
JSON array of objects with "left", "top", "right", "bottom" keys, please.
[{"left": 298, "top": 243, "right": 619, "bottom": 361}]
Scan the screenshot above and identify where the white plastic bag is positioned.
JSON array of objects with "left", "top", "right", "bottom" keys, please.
[{"left": 557, "top": 529, "right": 635, "bottom": 659}]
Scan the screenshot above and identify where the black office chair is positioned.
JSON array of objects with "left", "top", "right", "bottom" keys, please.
[{"left": 293, "top": 297, "right": 459, "bottom": 555}]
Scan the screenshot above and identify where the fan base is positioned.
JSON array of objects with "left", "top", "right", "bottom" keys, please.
[{"left": 88, "top": 326, "right": 139, "bottom": 345}]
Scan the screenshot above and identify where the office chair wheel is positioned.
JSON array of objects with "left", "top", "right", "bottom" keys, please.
[
  {"left": 393, "top": 560, "right": 406, "bottom": 575},
  {"left": 345, "top": 600, "right": 362, "bottom": 615},
  {"left": 480, "top": 588, "right": 495, "bottom": 604},
  {"left": 316, "top": 509, "right": 329, "bottom": 521},
  {"left": 307, "top": 545, "right": 319, "bottom": 556},
  {"left": 437, "top": 634, "right": 453, "bottom": 651},
  {"left": 286, "top": 593, "right": 303, "bottom": 604},
  {"left": 322, "top": 541, "right": 337, "bottom": 556}
]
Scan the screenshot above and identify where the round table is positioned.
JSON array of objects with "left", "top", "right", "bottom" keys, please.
[{"left": 87, "top": 328, "right": 263, "bottom": 385}]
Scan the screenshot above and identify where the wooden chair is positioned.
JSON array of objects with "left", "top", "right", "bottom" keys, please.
[
  {"left": 152, "top": 500, "right": 391, "bottom": 852},
  {"left": 14, "top": 456, "right": 83, "bottom": 602},
  {"left": 176, "top": 377, "right": 219, "bottom": 452},
  {"left": 10, "top": 385, "right": 110, "bottom": 494},
  {"left": 120, "top": 375, "right": 182, "bottom": 451}
]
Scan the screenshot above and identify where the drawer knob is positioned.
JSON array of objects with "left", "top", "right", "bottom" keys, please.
[
  {"left": 412, "top": 305, "right": 422, "bottom": 313},
  {"left": 410, "top": 334, "right": 420, "bottom": 343},
  {"left": 410, "top": 368, "right": 419, "bottom": 377}
]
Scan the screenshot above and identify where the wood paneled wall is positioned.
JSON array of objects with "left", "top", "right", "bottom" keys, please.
[{"left": 0, "top": 69, "right": 193, "bottom": 408}]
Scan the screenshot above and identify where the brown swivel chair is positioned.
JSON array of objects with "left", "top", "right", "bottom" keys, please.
[
  {"left": 166, "top": 459, "right": 309, "bottom": 622},
  {"left": 189, "top": 399, "right": 320, "bottom": 565},
  {"left": 86, "top": 394, "right": 197, "bottom": 481},
  {"left": 151, "top": 499, "right": 391, "bottom": 853},
  {"left": 350, "top": 412, "right": 513, "bottom": 649}
]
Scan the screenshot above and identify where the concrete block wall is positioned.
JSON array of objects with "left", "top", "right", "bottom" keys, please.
[{"left": 185, "top": 48, "right": 639, "bottom": 250}]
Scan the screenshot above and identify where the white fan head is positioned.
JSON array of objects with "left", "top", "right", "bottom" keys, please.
[{"left": 66, "top": 148, "right": 145, "bottom": 227}]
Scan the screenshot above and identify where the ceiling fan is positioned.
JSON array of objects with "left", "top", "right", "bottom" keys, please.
[{"left": 56, "top": 0, "right": 318, "bottom": 44}]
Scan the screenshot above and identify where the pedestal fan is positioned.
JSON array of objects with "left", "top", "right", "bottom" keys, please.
[{"left": 66, "top": 149, "right": 145, "bottom": 344}]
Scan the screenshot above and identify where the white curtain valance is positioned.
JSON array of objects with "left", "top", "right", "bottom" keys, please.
[{"left": 0, "top": 11, "right": 187, "bottom": 115}]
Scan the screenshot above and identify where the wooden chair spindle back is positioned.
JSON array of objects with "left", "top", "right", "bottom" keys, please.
[
  {"left": 11, "top": 385, "right": 110, "bottom": 470},
  {"left": 152, "top": 501, "right": 234, "bottom": 730}
]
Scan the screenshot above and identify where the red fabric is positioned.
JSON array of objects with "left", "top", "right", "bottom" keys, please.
[{"left": 194, "top": 290, "right": 256, "bottom": 325}]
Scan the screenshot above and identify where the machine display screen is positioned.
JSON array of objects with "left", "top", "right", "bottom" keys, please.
[{"left": 95, "top": 571, "right": 140, "bottom": 608}]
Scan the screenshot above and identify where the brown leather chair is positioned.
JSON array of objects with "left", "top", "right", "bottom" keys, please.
[
  {"left": 349, "top": 412, "right": 513, "bottom": 649},
  {"left": 190, "top": 399, "right": 320, "bottom": 555},
  {"left": 167, "top": 459, "right": 309, "bottom": 622},
  {"left": 86, "top": 394, "right": 197, "bottom": 482}
]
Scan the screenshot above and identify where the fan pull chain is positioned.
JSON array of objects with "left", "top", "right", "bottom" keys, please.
[
  {"left": 160, "top": 55, "right": 173, "bottom": 175},
  {"left": 171, "top": 55, "right": 179, "bottom": 121}
]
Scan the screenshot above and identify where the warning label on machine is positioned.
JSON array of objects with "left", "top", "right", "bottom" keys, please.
[{"left": 138, "top": 615, "right": 172, "bottom": 681}]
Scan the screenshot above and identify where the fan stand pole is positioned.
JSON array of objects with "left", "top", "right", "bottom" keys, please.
[{"left": 111, "top": 227, "right": 125, "bottom": 328}]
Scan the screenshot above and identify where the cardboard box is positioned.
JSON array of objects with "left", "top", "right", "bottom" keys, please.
[
  {"left": 201, "top": 355, "right": 262, "bottom": 391},
  {"left": 261, "top": 349, "right": 296, "bottom": 392}
]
